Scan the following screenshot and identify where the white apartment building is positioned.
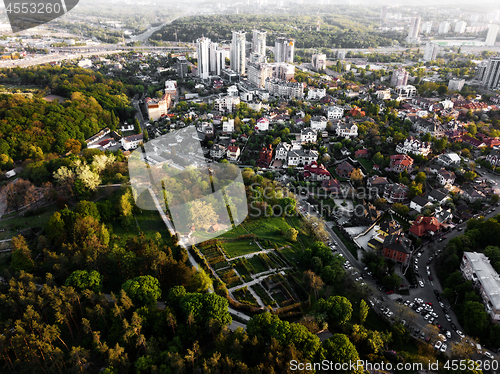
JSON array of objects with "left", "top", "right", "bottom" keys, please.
[
  {"left": 461, "top": 252, "right": 500, "bottom": 321},
  {"left": 274, "top": 142, "right": 291, "bottom": 160},
  {"left": 287, "top": 149, "right": 319, "bottom": 166},
  {"left": 265, "top": 78, "right": 304, "bottom": 99},
  {"left": 395, "top": 137, "right": 431, "bottom": 156},
  {"left": 222, "top": 119, "right": 235, "bottom": 133},
  {"left": 396, "top": 85, "right": 417, "bottom": 99},
  {"left": 448, "top": 78, "right": 465, "bottom": 92},
  {"left": 301, "top": 128, "right": 317, "bottom": 143},
  {"left": 335, "top": 122, "right": 358, "bottom": 138},
  {"left": 486, "top": 24, "right": 499, "bottom": 47},
  {"left": 310, "top": 116, "right": 328, "bottom": 131},
  {"left": 312, "top": 53, "right": 326, "bottom": 71},
  {"left": 121, "top": 133, "right": 143, "bottom": 151},
  {"left": 326, "top": 106, "right": 344, "bottom": 120},
  {"left": 307, "top": 88, "right": 326, "bottom": 101},
  {"left": 214, "top": 96, "right": 240, "bottom": 113},
  {"left": 275, "top": 37, "right": 295, "bottom": 63},
  {"left": 423, "top": 42, "right": 438, "bottom": 62},
  {"left": 230, "top": 30, "right": 246, "bottom": 75}
]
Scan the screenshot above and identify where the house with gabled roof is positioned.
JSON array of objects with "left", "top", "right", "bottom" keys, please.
[
  {"left": 336, "top": 161, "right": 354, "bottom": 178},
  {"left": 382, "top": 233, "right": 412, "bottom": 264},
  {"left": 390, "top": 154, "right": 414, "bottom": 173},
  {"left": 303, "top": 161, "right": 332, "bottom": 181},
  {"left": 409, "top": 215, "right": 443, "bottom": 238},
  {"left": 437, "top": 169, "right": 456, "bottom": 187}
]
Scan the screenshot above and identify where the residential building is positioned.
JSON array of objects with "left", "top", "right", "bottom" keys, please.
[
  {"left": 437, "top": 169, "right": 456, "bottom": 187},
  {"left": 376, "top": 89, "right": 391, "bottom": 100},
  {"left": 86, "top": 127, "right": 111, "bottom": 147},
  {"left": 336, "top": 161, "right": 354, "bottom": 178},
  {"left": 310, "top": 116, "right": 328, "bottom": 131},
  {"left": 428, "top": 188, "right": 451, "bottom": 205},
  {"left": 213, "top": 96, "right": 240, "bottom": 113},
  {"left": 384, "top": 183, "right": 409, "bottom": 203},
  {"left": 303, "top": 161, "right": 332, "bottom": 181},
  {"left": 396, "top": 85, "right": 417, "bottom": 99},
  {"left": 382, "top": 233, "right": 412, "bottom": 264},
  {"left": 307, "top": 88, "right": 327, "bottom": 101},
  {"left": 275, "top": 37, "right": 295, "bottom": 63},
  {"left": 275, "top": 142, "right": 291, "bottom": 160},
  {"left": 255, "top": 117, "right": 270, "bottom": 131},
  {"left": 367, "top": 176, "right": 390, "bottom": 196},
  {"left": 390, "top": 154, "right": 414, "bottom": 173},
  {"left": 121, "top": 133, "right": 143, "bottom": 151},
  {"left": 230, "top": 30, "right": 246, "bottom": 75},
  {"left": 395, "top": 136, "right": 431, "bottom": 156},
  {"left": 176, "top": 56, "right": 188, "bottom": 78},
  {"left": 481, "top": 56, "right": 500, "bottom": 90},
  {"left": 421, "top": 21, "right": 433, "bottom": 34},
  {"left": 391, "top": 68, "right": 409, "bottom": 86},
  {"left": 222, "top": 119, "right": 235, "bottom": 134},
  {"left": 407, "top": 16, "right": 421, "bottom": 43},
  {"left": 409, "top": 215, "right": 442, "bottom": 237},
  {"left": 462, "top": 187, "right": 486, "bottom": 202},
  {"left": 252, "top": 30, "right": 267, "bottom": 57},
  {"left": 448, "top": 78, "right": 465, "bottom": 91},
  {"left": 423, "top": 42, "right": 439, "bottom": 62},
  {"left": 301, "top": 128, "right": 317, "bottom": 143},
  {"left": 322, "top": 178, "right": 342, "bottom": 194},
  {"left": 455, "top": 21, "right": 467, "bottom": 33},
  {"left": 354, "top": 149, "right": 369, "bottom": 158},
  {"left": 196, "top": 37, "right": 211, "bottom": 79},
  {"left": 486, "top": 150, "right": 500, "bottom": 166},
  {"left": 145, "top": 93, "right": 171, "bottom": 121},
  {"left": 227, "top": 145, "right": 241, "bottom": 161},
  {"left": 410, "top": 196, "right": 432, "bottom": 213},
  {"left": 287, "top": 149, "right": 319, "bottom": 166},
  {"left": 486, "top": 24, "right": 499, "bottom": 46},
  {"left": 265, "top": 78, "right": 304, "bottom": 99},
  {"left": 438, "top": 21, "right": 450, "bottom": 34},
  {"left": 437, "top": 152, "right": 461, "bottom": 166},
  {"left": 257, "top": 145, "right": 273, "bottom": 167},
  {"left": 312, "top": 53, "right": 326, "bottom": 71},
  {"left": 461, "top": 252, "right": 500, "bottom": 321},
  {"left": 335, "top": 122, "right": 358, "bottom": 138},
  {"left": 412, "top": 117, "right": 445, "bottom": 137},
  {"left": 164, "top": 80, "right": 177, "bottom": 96},
  {"left": 326, "top": 105, "right": 344, "bottom": 120}
]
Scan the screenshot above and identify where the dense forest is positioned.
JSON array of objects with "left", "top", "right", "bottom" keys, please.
[
  {"left": 0, "top": 67, "right": 136, "bottom": 167},
  {"left": 150, "top": 14, "right": 405, "bottom": 49}
]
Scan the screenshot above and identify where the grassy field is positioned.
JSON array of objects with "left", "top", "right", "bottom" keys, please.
[
  {"left": 218, "top": 223, "right": 249, "bottom": 239},
  {"left": 242, "top": 217, "right": 291, "bottom": 248},
  {"left": 233, "top": 287, "right": 259, "bottom": 307},
  {"left": 357, "top": 157, "right": 374, "bottom": 172},
  {"left": 221, "top": 239, "right": 260, "bottom": 258},
  {"left": 248, "top": 255, "right": 269, "bottom": 274},
  {"left": 0, "top": 205, "right": 58, "bottom": 240}
]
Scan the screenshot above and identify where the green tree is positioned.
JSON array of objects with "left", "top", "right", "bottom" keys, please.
[
  {"left": 359, "top": 299, "right": 369, "bottom": 324},
  {"left": 11, "top": 235, "right": 35, "bottom": 272},
  {"left": 189, "top": 200, "right": 218, "bottom": 231},
  {"left": 321, "top": 334, "right": 361, "bottom": 373},
  {"left": 315, "top": 296, "right": 352, "bottom": 327},
  {"left": 75, "top": 200, "right": 101, "bottom": 221},
  {"left": 122, "top": 275, "right": 162, "bottom": 306},
  {"left": 65, "top": 270, "right": 103, "bottom": 292},
  {"left": 285, "top": 227, "right": 298, "bottom": 242}
]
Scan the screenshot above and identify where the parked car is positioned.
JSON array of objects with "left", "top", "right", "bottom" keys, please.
[
  {"left": 445, "top": 314, "right": 452, "bottom": 321},
  {"left": 434, "top": 340, "right": 443, "bottom": 350},
  {"left": 419, "top": 280, "right": 424, "bottom": 288},
  {"left": 485, "top": 351, "right": 494, "bottom": 359},
  {"left": 440, "top": 343, "right": 447, "bottom": 353},
  {"left": 456, "top": 330, "right": 465, "bottom": 338}
]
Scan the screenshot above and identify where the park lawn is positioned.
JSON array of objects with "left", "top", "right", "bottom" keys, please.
[
  {"left": 248, "top": 255, "right": 269, "bottom": 274},
  {"left": 233, "top": 287, "right": 259, "bottom": 307},
  {"left": 242, "top": 217, "right": 292, "bottom": 248},
  {"left": 287, "top": 215, "right": 316, "bottom": 249},
  {"left": 0, "top": 204, "right": 58, "bottom": 240},
  {"left": 280, "top": 246, "right": 300, "bottom": 266},
  {"left": 251, "top": 284, "right": 275, "bottom": 307},
  {"left": 357, "top": 157, "right": 374, "bottom": 172},
  {"left": 220, "top": 239, "right": 260, "bottom": 258},
  {"left": 218, "top": 223, "right": 249, "bottom": 239}
]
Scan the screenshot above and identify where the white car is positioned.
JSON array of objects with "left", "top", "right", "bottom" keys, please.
[
  {"left": 438, "top": 334, "right": 447, "bottom": 342},
  {"left": 485, "top": 351, "right": 494, "bottom": 359},
  {"left": 456, "top": 330, "right": 465, "bottom": 338},
  {"left": 440, "top": 343, "right": 447, "bottom": 353},
  {"left": 445, "top": 330, "right": 451, "bottom": 339},
  {"left": 419, "top": 280, "right": 424, "bottom": 288},
  {"left": 434, "top": 340, "right": 443, "bottom": 350},
  {"left": 445, "top": 314, "right": 452, "bottom": 322},
  {"left": 417, "top": 253, "right": 422, "bottom": 258}
]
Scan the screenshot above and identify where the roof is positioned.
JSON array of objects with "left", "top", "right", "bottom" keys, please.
[
  {"left": 463, "top": 252, "right": 500, "bottom": 311},
  {"left": 411, "top": 196, "right": 430, "bottom": 207},
  {"left": 409, "top": 215, "right": 442, "bottom": 237},
  {"left": 429, "top": 188, "right": 449, "bottom": 202},
  {"left": 383, "top": 233, "right": 412, "bottom": 254}
]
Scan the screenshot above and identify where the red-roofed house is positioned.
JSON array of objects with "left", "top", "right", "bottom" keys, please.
[
  {"left": 336, "top": 161, "right": 355, "bottom": 178},
  {"left": 483, "top": 138, "right": 500, "bottom": 148},
  {"left": 409, "top": 215, "right": 443, "bottom": 238},
  {"left": 322, "top": 178, "right": 342, "bottom": 194},
  {"left": 255, "top": 117, "right": 270, "bottom": 131},
  {"left": 390, "top": 154, "right": 414, "bottom": 173},
  {"left": 348, "top": 106, "right": 365, "bottom": 117},
  {"left": 304, "top": 161, "right": 332, "bottom": 181},
  {"left": 355, "top": 149, "right": 370, "bottom": 158},
  {"left": 463, "top": 135, "right": 486, "bottom": 148},
  {"left": 227, "top": 145, "right": 241, "bottom": 161}
]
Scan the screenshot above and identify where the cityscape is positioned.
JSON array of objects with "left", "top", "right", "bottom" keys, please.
[{"left": 1, "top": 1, "right": 500, "bottom": 373}]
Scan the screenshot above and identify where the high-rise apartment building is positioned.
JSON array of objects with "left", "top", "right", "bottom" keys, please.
[
  {"left": 454, "top": 21, "right": 467, "bottom": 34},
  {"left": 391, "top": 68, "right": 409, "bottom": 87},
  {"left": 231, "top": 30, "right": 247, "bottom": 75},
  {"left": 481, "top": 56, "right": 500, "bottom": 90},
  {"left": 438, "top": 21, "right": 450, "bottom": 34},
  {"left": 275, "top": 37, "right": 295, "bottom": 63},
  {"left": 312, "top": 54, "right": 327, "bottom": 71},
  {"left": 252, "top": 30, "right": 267, "bottom": 56},
  {"left": 406, "top": 17, "right": 421, "bottom": 42},
  {"left": 486, "top": 24, "right": 499, "bottom": 47},
  {"left": 423, "top": 42, "right": 439, "bottom": 62},
  {"left": 196, "top": 37, "right": 211, "bottom": 79},
  {"left": 421, "top": 22, "right": 432, "bottom": 34}
]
